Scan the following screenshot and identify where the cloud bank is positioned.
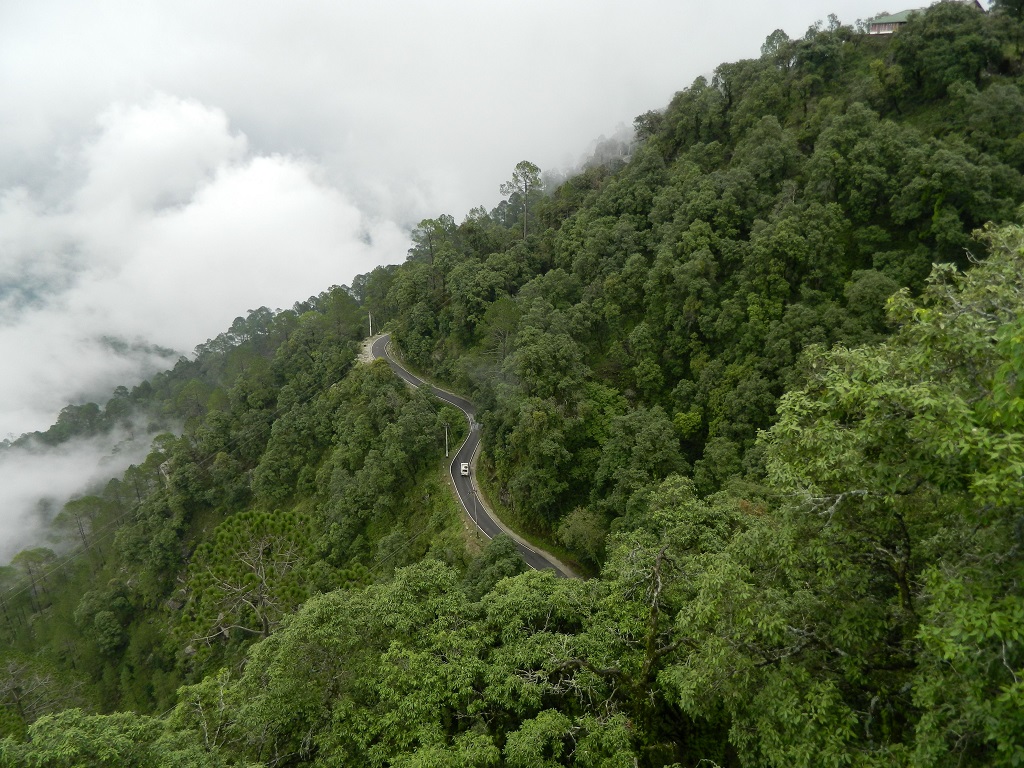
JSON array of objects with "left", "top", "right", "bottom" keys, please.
[
  {"left": 0, "top": 428, "right": 154, "bottom": 563},
  {"left": 0, "top": 94, "right": 406, "bottom": 438}
]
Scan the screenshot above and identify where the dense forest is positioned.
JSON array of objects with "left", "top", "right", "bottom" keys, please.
[{"left": 2, "top": 3, "right": 1024, "bottom": 765}]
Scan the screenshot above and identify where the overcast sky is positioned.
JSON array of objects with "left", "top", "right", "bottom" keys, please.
[{"left": 0, "top": 0, "right": 890, "bottom": 557}]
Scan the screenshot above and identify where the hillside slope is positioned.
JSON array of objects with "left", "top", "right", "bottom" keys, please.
[
  {"left": 2, "top": 5, "right": 1024, "bottom": 766},
  {"left": 364, "top": 2, "right": 1024, "bottom": 570}
]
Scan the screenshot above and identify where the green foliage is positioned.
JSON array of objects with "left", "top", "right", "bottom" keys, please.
[
  {"left": 891, "top": 2, "right": 1004, "bottom": 100},
  {"left": 315, "top": 362, "right": 452, "bottom": 564},
  {"left": 556, "top": 507, "right": 607, "bottom": 567},
  {"left": 163, "top": 559, "right": 695, "bottom": 766},
  {"left": 460, "top": 534, "right": 526, "bottom": 600},
  {"left": 0, "top": 708, "right": 235, "bottom": 768},
  {"left": 365, "top": 5, "right": 1024, "bottom": 553},
  {"left": 2, "top": 10, "right": 1024, "bottom": 766},
  {"left": 706, "top": 221, "right": 1024, "bottom": 765},
  {"left": 500, "top": 160, "right": 544, "bottom": 238},
  {"left": 0, "top": 280, "right": 450, "bottom": 716},
  {"left": 180, "top": 509, "right": 316, "bottom": 659}
]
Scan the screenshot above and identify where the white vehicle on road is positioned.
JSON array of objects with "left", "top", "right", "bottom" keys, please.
[{"left": 460, "top": 462, "right": 470, "bottom": 476}]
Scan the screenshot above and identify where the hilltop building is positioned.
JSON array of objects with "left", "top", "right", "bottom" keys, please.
[
  {"left": 869, "top": 9, "right": 919, "bottom": 33},
  {"left": 867, "top": 0, "right": 984, "bottom": 34}
]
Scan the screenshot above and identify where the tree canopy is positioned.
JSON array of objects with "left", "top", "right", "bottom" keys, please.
[{"left": 1, "top": 7, "right": 1023, "bottom": 765}]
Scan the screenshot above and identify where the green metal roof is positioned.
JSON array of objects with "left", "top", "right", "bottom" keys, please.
[{"left": 870, "top": 8, "right": 921, "bottom": 24}]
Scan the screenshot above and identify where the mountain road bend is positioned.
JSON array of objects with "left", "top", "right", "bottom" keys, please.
[{"left": 369, "top": 333, "right": 576, "bottom": 579}]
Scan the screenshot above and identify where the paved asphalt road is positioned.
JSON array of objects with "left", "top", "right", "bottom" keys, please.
[{"left": 371, "top": 334, "right": 572, "bottom": 577}]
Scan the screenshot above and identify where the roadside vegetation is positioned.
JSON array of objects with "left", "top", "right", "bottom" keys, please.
[{"left": 2, "top": 4, "right": 1024, "bottom": 765}]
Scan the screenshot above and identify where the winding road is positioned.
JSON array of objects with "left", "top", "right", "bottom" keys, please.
[{"left": 370, "top": 334, "right": 575, "bottom": 578}]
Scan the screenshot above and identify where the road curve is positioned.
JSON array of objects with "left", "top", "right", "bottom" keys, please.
[{"left": 370, "top": 334, "right": 575, "bottom": 578}]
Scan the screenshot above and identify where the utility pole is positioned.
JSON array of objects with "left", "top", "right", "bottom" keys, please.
[
  {"left": 444, "top": 423, "right": 449, "bottom": 457},
  {"left": 75, "top": 513, "right": 88, "bottom": 550},
  {"left": 368, "top": 312, "right": 373, "bottom": 337}
]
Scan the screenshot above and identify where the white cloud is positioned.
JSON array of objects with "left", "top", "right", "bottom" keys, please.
[
  {"left": 75, "top": 95, "right": 247, "bottom": 215},
  {"left": 0, "top": 1, "right": 886, "bottom": 217},
  {"left": 0, "top": 94, "right": 407, "bottom": 437}
]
